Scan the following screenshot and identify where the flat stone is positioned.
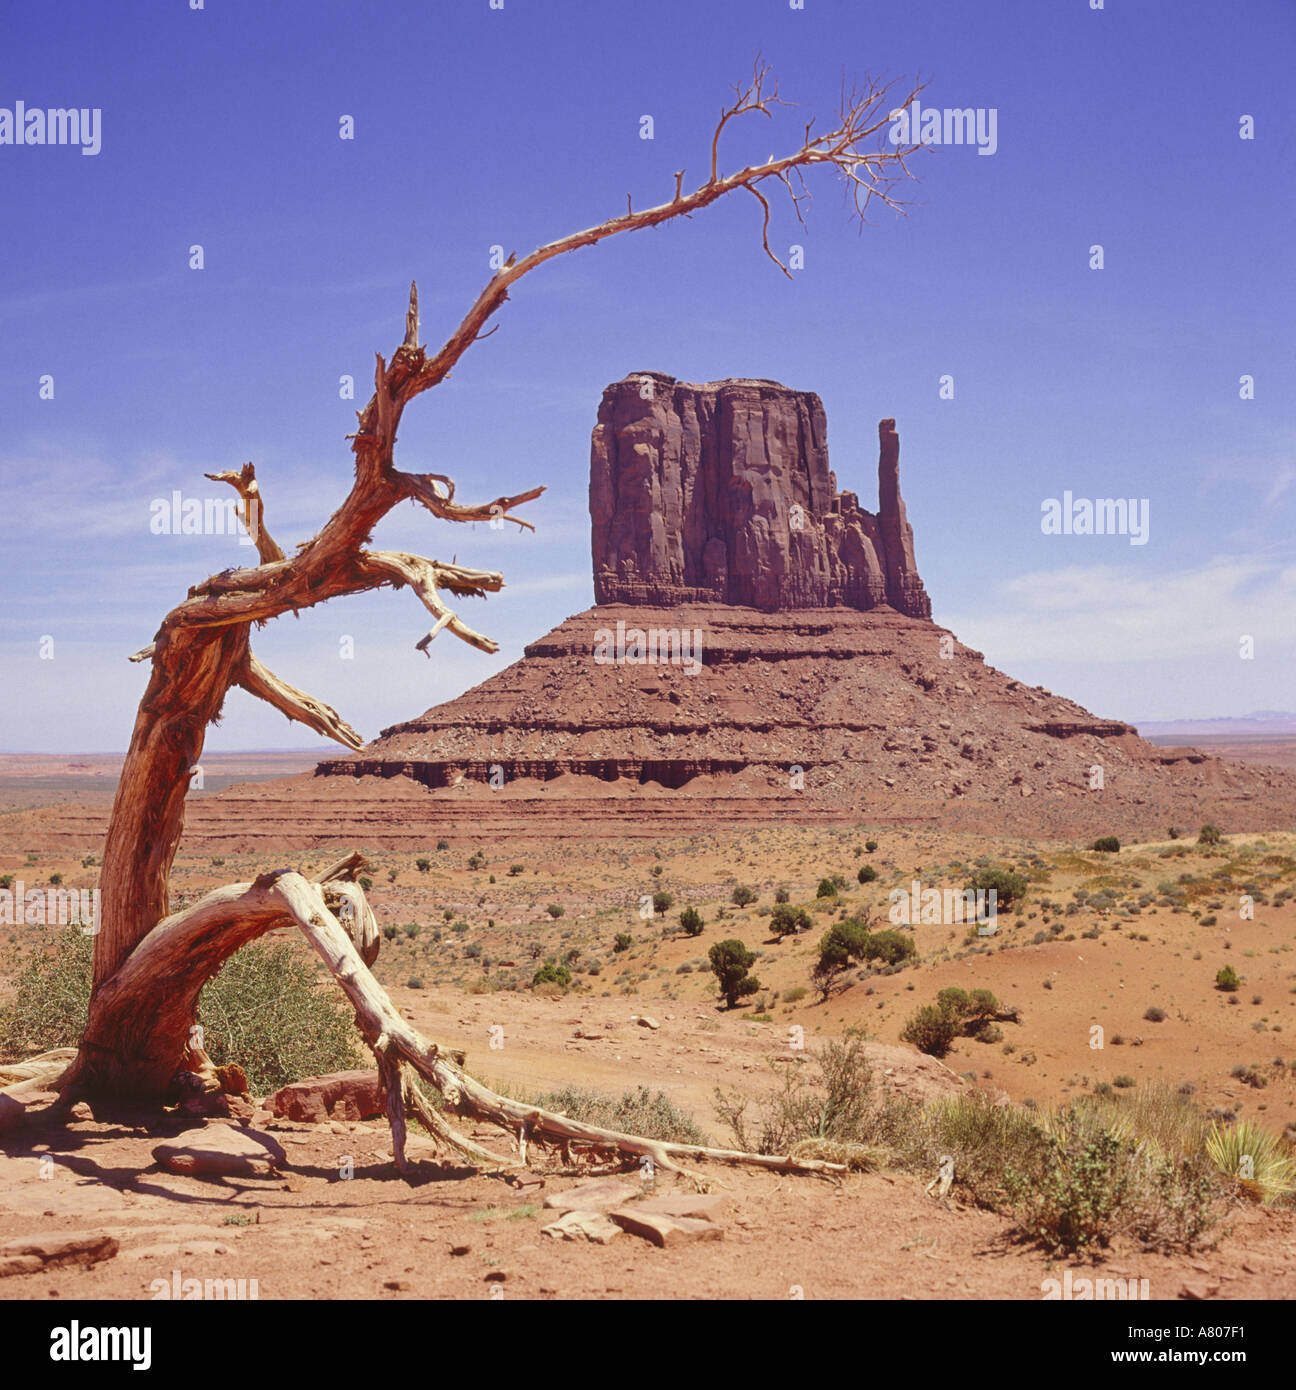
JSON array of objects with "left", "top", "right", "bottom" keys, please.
[
  {"left": 609, "top": 1208, "right": 724, "bottom": 1247},
  {"left": 636, "top": 1192, "right": 728, "bottom": 1223},
  {"left": 0, "top": 1155, "right": 133, "bottom": 1216},
  {"left": 152, "top": 1125, "right": 286, "bottom": 1178},
  {"left": 0, "top": 1232, "right": 118, "bottom": 1278},
  {"left": 637, "top": 1016, "right": 661, "bottom": 1030},
  {"left": 542, "top": 1179, "right": 640, "bottom": 1213},
  {"left": 541, "top": 1210, "right": 624, "bottom": 1244}
]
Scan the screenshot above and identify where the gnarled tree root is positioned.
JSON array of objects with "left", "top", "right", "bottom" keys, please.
[{"left": 58, "top": 864, "right": 845, "bottom": 1181}]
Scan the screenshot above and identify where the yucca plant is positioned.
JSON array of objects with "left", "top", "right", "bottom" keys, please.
[{"left": 1206, "top": 1121, "right": 1296, "bottom": 1204}]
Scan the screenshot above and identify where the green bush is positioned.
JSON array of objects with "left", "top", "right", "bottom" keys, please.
[
  {"left": 546, "top": 904, "right": 565, "bottom": 919},
  {"left": 532, "top": 959, "right": 572, "bottom": 990},
  {"left": 1092, "top": 836, "right": 1120, "bottom": 853},
  {"left": 679, "top": 906, "right": 704, "bottom": 937},
  {"left": 1215, "top": 965, "right": 1240, "bottom": 992},
  {"left": 731, "top": 886, "right": 758, "bottom": 907},
  {"left": 708, "top": 939, "right": 760, "bottom": 1009},
  {"left": 865, "top": 840, "right": 878, "bottom": 854},
  {"left": 857, "top": 864, "right": 878, "bottom": 884},
  {"left": 966, "top": 867, "right": 1028, "bottom": 911},
  {"left": 771, "top": 904, "right": 812, "bottom": 939},
  {"left": 197, "top": 942, "right": 362, "bottom": 1093},
  {"left": 612, "top": 932, "right": 633, "bottom": 953},
  {"left": 416, "top": 857, "right": 431, "bottom": 872},
  {"left": 901, "top": 987, "right": 1001, "bottom": 1058},
  {"left": 815, "top": 878, "right": 838, "bottom": 899},
  {"left": 534, "top": 1084, "right": 706, "bottom": 1146},
  {"left": 651, "top": 890, "right": 674, "bottom": 916},
  {"left": 774, "top": 886, "right": 790, "bottom": 904},
  {"left": 0, "top": 931, "right": 361, "bottom": 1095},
  {"left": 0, "top": 926, "right": 93, "bottom": 1055},
  {"left": 1198, "top": 824, "right": 1223, "bottom": 846}
]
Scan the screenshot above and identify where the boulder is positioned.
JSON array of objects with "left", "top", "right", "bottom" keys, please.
[
  {"left": 264, "top": 1070, "right": 384, "bottom": 1123},
  {"left": 152, "top": 1125, "right": 286, "bottom": 1178}
]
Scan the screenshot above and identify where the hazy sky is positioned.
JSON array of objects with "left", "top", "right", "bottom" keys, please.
[{"left": 2, "top": 0, "right": 1292, "bottom": 752}]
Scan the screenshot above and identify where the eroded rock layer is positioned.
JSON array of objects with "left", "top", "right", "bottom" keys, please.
[{"left": 590, "top": 375, "right": 930, "bottom": 617}]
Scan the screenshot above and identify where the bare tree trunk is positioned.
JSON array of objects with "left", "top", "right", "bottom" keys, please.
[{"left": 40, "top": 61, "right": 923, "bottom": 1177}]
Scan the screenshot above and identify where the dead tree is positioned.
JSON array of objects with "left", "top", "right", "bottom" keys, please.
[{"left": 24, "top": 61, "right": 925, "bottom": 1179}]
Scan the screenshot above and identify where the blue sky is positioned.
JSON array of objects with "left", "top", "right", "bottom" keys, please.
[{"left": 1, "top": 0, "right": 1293, "bottom": 751}]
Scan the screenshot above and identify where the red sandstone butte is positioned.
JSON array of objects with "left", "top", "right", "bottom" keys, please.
[{"left": 590, "top": 374, "right": 930, "bottom": 618}]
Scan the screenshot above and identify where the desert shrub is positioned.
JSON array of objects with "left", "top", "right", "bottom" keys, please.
[
  {"left": 1092, "top": 836, "right": 1120, "bottom": 853},
  {"left": 534, "top": 1084, "right": 706, "bottom": 1146},
  {"left": 1143, "top": 1006, "right": 1167, "bottom": 1023},
  {"left": 0, "top": 930, "right": 360, "bottom": 1095},
  {"left": 382, "top": 923, "right": 399, "bottom": 941},
  {"left": 532, "top": 959, "right": 572, "bottom": 990},
  {"left": 679, "top": 906, "right": 704, "bottom": 937},
  {"left": 416, "top": 857, "right": 431, "bottom": 872},
  {"left": 1206, "top": 1121, "right": 1296, "bottom": 1204},
  {"left": 198, "top": 942, "right": 362, "bottom": 1093},
  {"left": 857, "top": 864, "right": 878, "bottom": 884},
  {"left": 771, "top": 904, "right": 812, "bottom": 939},
  {"left": 774, "top": 886, "right": 790, "bottom": 904},
  {"left": 508, "top": 864, "right": 525, "bottom": 876},
  {"left": 1215, "top": 965, "right": 1240, "bottom": 992},
  {"left": 1003, "top": 1107, "right": 1137, "bottom": 1252},
  {"left": 436, "top": 838, "right": 449, "bottom": 850},
  {"left": 965, "top": 867, "right": 1027, "bottom": 911},
  {"left": 651, "top": 890, "right": 674, "bottom": 916},
  {"left": 612, "top": 932, "right": 633, "bottom": 953},
  {"left": 901, "top": 1003, "right": 958, "bottom": 1058},
  {"left": 0, "top": 926, "right": 93, "bottom": 1055},
  {"left": 783, "top": 985, "right": 809, "bottom": 1004},
  {"left": 865, "top": 928, "right": 917, "bottom": 967},
  {"left": 865, "top": 840, "right": 878, "bottom": 853},
  {"left": 1113, "top": 1075, "right": 1136, "bottom": 1089},
  {"left": 714, "top": 1038, "right": 881, "bottom": 1167},
  {"left": 406, "top": 976, "right": 424, "bottom": 990},
  {"left": 731, "top": 885, "right": 758, "bottom": 907},
  {"left": 900, "top": 987, "right": 1001, "bottom": 1058},
  {"left": 545, "top": 904, "right": 565, "bottom": 920},
  {"left": 815, "top": 878, "right": 838, "bottom": 899},
  {"left": 1198, "top": 824, "right": 1223, "bottom": 846},
  {"left": 708, "top": 939, "right": 759, "bottom": 1008}
]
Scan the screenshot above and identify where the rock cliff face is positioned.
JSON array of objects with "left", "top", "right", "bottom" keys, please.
[{"left": 589, "top": 373, "right": 930, "bottom": 617}]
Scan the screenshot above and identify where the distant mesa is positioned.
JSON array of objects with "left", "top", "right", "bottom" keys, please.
[
  {"left": 133, "top": 372, "right": 1296, "bottom": 847},
  {"left": 590, "top": 374, "right": 931, "bottom": 618}
]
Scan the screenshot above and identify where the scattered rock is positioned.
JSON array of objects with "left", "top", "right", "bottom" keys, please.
[
  {"left": 637, "top": 1015, "right": 661, "bottom": 1030},
  {"left": 1179, "top": 1281, "right": 1222, "bottom": 1301},
  {"left": 636, "top": 1192, "right": 727, "bottom": 1223},
  {"left": 543, "top": 1179, "right": 640, "bottom": 1214},
  {"left": 152, "top": 1125, "right": 286, "bottom": 1178},
  {"left": 609, "top": 1208, "right": 724, "bottom": 1247},
  {"left": 541, "top": 1210, "right": 624, "bottom": 1244},
  {"left": 264, "top": 1070, "right": 384, "bottom": 1124},
  {"left": 0, "top": 1233, "right": 118, "bottom": 1278}
]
